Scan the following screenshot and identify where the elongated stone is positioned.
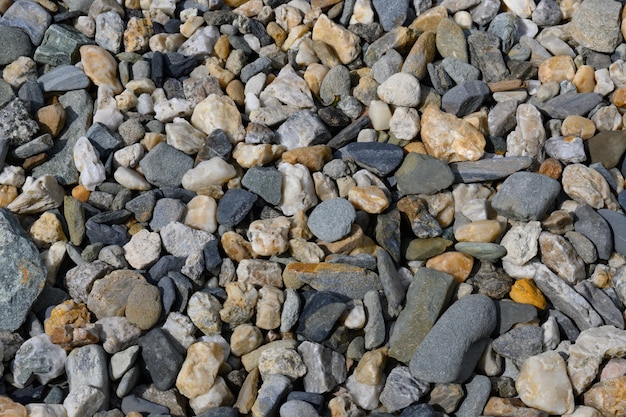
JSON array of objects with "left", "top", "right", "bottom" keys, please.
[
  {"left": 449, "top": 156, "right": 533, "bottom": 183},
  {"left": 284, "top": 262, "right": 381, "bottom": 299}
]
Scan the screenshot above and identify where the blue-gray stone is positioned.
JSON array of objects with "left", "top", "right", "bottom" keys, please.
[
  {"left": 307, "top": 198, "right": 356, "bottom": 242},
  {"left": 0, "top": 209, "right": 47, "bottom": 332},
  {"left": 167, "top": 271, "right": 193, "bottom": 312},
  {"left": 286, "top": 392, "right": 325, "bottom": 412},
  {"left": 588, "top": 130, "right": 626, "bottom": 169},
  {"left": 240, "top": 56, "right": 272, "bottom": 83},
  {"left": 148, "top": 255, "right": 186, "bottom": 281},
  {"left": 467, "top": 31, "right": 509, "bottom": 83},
  {"left": 32, "top": 89, "right": 93, "bottom": 185},
  {"left": 66, "top": 345, "right": 109, "bottom": 408},
  {"left": 0, "top": 98, "right": 39, "bottom": 146},
  {"left": 279, "top": 400, "right": 320, "bottom": 417},
  {"left": 372, "top": 0, "right": 409, "bottom": 31},
  {"left": 242, "top": 166, "right": 283, "bottom": 205},
  {"left": 0, "top": 26, "right": 32, "bottom": 65},
  {"left": 495, "top": 299, "right": 537, "bottom": 335},
  {"left": 139, "top": 328, "right": 184, "bottom": 390},
  {"left": 409, "top": 294, "right": 497, "bottom": 383},
  {"left": 327, "top": 253, "right": 377, "bottom": 270},
  {"left": 341, "top": 142, "right": 404, "bottom": 176},
  {"left": 375, "top": 209, "right": 401, "bottom": 263},
  {"left": 85, "top": 219, "right": 129, "bottom": 247},
  {"left": 598, "top": 209, "right": 626, "bottom": 257},
  {"left": 86, "top": 122, "right": 123, "bottom": 159},
  {"left": 0, "top": 0, "right": 52, "bottom": 45},
  {"left": 376, "top": 247, "right": 406, "bottom": 317},
  {"left": 379, "top": 366, "right": 430, "bottom": 412},
  {"left": 0, "top": 136, "right": 8, "bottom": 167},
  {"left": 400, "top": 403, "right": 439, "bottom": 417},
  {"left": 216, "top": 188, "right": 257, "bottom": 228},
  {"left": 126, "top": 191, "right": 158, "bottom": 223},
  {"left": 575, "top": 204, "right": 613, "bottom": 260},
  {"left": 203, "top": 239, "right": 222, "bottom": 273},
  {"left": 441, "top": 58, "right": 481, "bottom": 85},
  {"left": 371, "top": 49, "right": 403, "bottom": 84},
  {"left": 533, "top": 0, "right": 561, "bottom": 26},
  {"left": 297, "top": 291, "right": 349, "bottom": 343},
  {"left": 33, "top": 24, "right": 93, "bottom": 65},
  {"left": 0, "top": 80, "right": 15, "bottom": 108},
  {"left": 38, "top": 65, "right": 90, "bottom": 92},
  {"left": 591, "top": 162, "right": 617, "bottom": 191},
  {"left": 253, "top": 374, "right": 292, "bottom": 417},
  {"left": 18, "top": 80, "right": 44, "bottom": 114},
  {"left": 149, "top": 198, "right": 186, "bottom": 232},
  {"left": 121, "top": 395, "right": 169, "bottom": 415},
  {"left": 442, "top": 80, "right": 491, "bottom": 117},
  {"left": 12, "top": 133, "right": 53, "bottom": 159},
  {"left": 139, "top": 143, "right": 194, "bottom": 188},
  {"left": 535, "top": 92, "right": 603, "bottom": 119},
  {"left": 575, "top": 280, "right": 624, "bottom": 329},
  {"left": 487, "top": 12, "right": 519, "bottom": 53},
  {"left": 395, "top": 153, "right": 454, "bottom": 196},
  {"left": 492, "top": 326, "right": 543, "bottom": 363},
  {"left": 198, "top": 407, "right": 239, "bottom": 417},
  {"left": 548, "top": 309, "right": 579, "bottom": 341},
  {"left": 157, "top": 275, "right": 176, "bottom": 318},
  {"left": 491, "top": 172, "right": 561, "bottom": 221},
  {"left": 320, "top": 65, "right": 351, "bottom": 106},
  {"left": 455, "top": 375, "right": 491, "bottom": 417}
]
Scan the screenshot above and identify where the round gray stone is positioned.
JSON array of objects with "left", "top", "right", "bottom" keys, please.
[{"left": 307, "top": 198, "right": 356, "bottom": 242}]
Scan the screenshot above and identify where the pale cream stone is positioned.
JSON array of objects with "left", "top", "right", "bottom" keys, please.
[
  {"left": 166, "top": 117, "right": 207, "bottom": 155},
  {"left": 73, "top": 136, "right": 106, "bottom": 191},
  {"left": 263, "top": 64, "right": 315, "bottom": 108},
  {"left": 113, "top": 166, "right": 151, "bottom": 191},
  {"left": 181, "top": 157, "right": 237, "bottom": 192},
  {"left": 123, "top": 229, "right": 161, "bottom": 270},
  {"left": 247, "top": 216, "right": 291, "bottom": 257},
  {"left": 350, "top": 0, "right": 374, "bottom": 24},
  {"left": 80, "top": 45, "right": 123, "bottom": 94},
  {"left": 7, "top": 175, "right": 64, "bottom": 215},
  {"left": 3, "top": 56, "right": 37, "bottom": 88},
  {"left": 180, "top": 15, "right": 204, "bottom": 37},
  {"left": 278, "top": 162, "right": 318, "bottom": 216},
  {"left": 191, "top": 94, "right": 245, "bottom": 144},
  {"left": 188, "top": 377, "right": 234, "bottom": 415},
  {"left": 562, "top": 163, "right": 618, "bottom": 210},
  {"left": 25, "top": 404, "right": 67, "bottom": 417},
  {"left": 454, "top": 219, "right": 501, "bottom": 243},
  {"left": 539, "top": 231, "right": 586, "bottom": 285},
  {"left": 389, "top": 106, "right": 420, "bottom": 140},
  {"left": 516, "top": 351, "right": 574, "bottom": 415},
  {"left": 233, "top": 143, "right": 285, "bottom": 168},
  {"left": 115, "top": 89, "right": 138, "bottom": 112},
  {"left": 113, "top": 144, "right": 144, "bottom": 169},
  {"left": 503, "top": 0, "right": 536, "bottom": 18},
  {"left": 29, "top": 211, "right": 67, "bottom": 247},
  {"left": 184, "top": 195, "right": 217, "bottom": 233},
  {"left": 256, "top": 285, "right": 285, "bottom": 330},
  {"left": 563, "top": 406, "right": 603, "bottom": 417},
  {"left": 304, "top": 63, "right": 329, "bottom": 96},
  {"left": 126, "top": 78, "right": 157, "bottom": 94},
  {"left": 236, "top": 259, "right": 283, "bottom": 287},
  {"left": 311, "top": 14, "right": 361, "bottom": 64},
  {"left": 348, "top": 186, "right": 389, "bottom": 214},
  {"left": 369, "top": 100, "right": 392, "bottom": 130},
  {"left": 258, "top": 347, "right": 306, "bottom": 379},
  {"left": 149, "top": 33, "right": 186, "bottom": 52},
  {"left": 176, "top": 341, "right": 224, "bottom": 398},
  {"left": 312, "top": 172, "right": 339, "bottom": 202},
  {"left": 342, "top": 301, "right": 366, "bottom": 329},
  {"left": 355, "top": 347, "right": 387, "bottom": 386},
  {"left": 220, "top": 282, "right": 259, "bottom": 326},
  {"left": 506, "top": 103, "right": 545, "bottom": 160},
  {"left": 230, "top": 324, "right": 263, "bottom": 357},
  {"left": 500, "top": 221, "right": 542, "bottom": 266}
]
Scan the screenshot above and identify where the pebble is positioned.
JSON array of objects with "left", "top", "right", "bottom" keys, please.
[
  {"left": 307, "top": 197, "right": 355, "bottom": 242},
  {"left": 492, "top": 172, "right": 561, "bottom": 221}
]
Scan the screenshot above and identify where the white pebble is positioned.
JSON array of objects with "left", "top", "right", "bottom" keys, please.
[
  {"left": 73, "top": 136, "right": 106, "bottom": 191},
  {"left": 113, "top": 166, "right": 151, "bottom": 191}
]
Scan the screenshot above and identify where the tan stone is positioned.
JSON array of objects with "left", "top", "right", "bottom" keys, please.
[
  {"left": 267, "top": 21, "right": 287, "bottom": 47},
  {"left": 562, "top": 115, "right": 596, "bottom": 139},
  {"left": 230, "top": 324, "right": 263, "bottom": 357},
  {"left": 516, "top": 351, "right": 575, "bottom": 415},
  {"left": 420, "top": 105, "right": 485, "bottom": 162},
  {"left": 221, "top": 231, "right": 256, "bottom": 263},
  {"left": 37, "top": 103, "right": 66, "bottom": 137},
  {"left": 233, "top": 143, "right": 285, "bottom": 168},
  {"left": 563, "top": 163, "right": 618, "bottom": 210},
  {"left": 484, "top": 397, "right": 547, "bottom": 417},
  {"left": 564, "top": 406, "right": 603, "bottom": 417},
  {"left": 425, "top": 252, "right": 474, "bottom": 283},
  {"left": 71, "top": 185, "right": 91, "bottom": 203},
  {"left": 348, "top": 186, "right": 390, "bottom": 214},
  {"left": 538, "top": 55, "right": 576, "bottom": 84},
  {"left": 80, "top": 45, "right": 123, "bottom": 94},
  {"left": 0, "top": 396, "right": 26, "bottom": 417},
  {"left": 234, "top": 367, "right": 260, "bottom": 414},
  {"left": 241, "top": 339, "right": 298, "bottom": 372},
  {"left": 180, "top": 15, "right": 204, "bottom": 38},
  {"left": 44, "top": 300, "right": 92, "bottom": 348},
  {"left": 538, "top": 157, "right": 563, "bottom": 180},
  {"left": 0, "top": 185, "right": 18, "bottom": 207},
  {"left": 282, "top": 145, "right": 332, "bottom": 172},
  {"left": 582, "top": 376, "right": 626, "bottom": 417},
  {"left": 281, "top": 24, "right": 310, "bottom": 52},
  {"left": 402, "top": 31, "right": 436, "bottom": 80},
  {"left": 176, "top": 342, "right": 225, "bottom": 399},
  {"left": 247, "top": 216, "right": 291, "bottom": 257},
  {"left": 304, "top": 63, "right": 329, "bottom": 96},
  {"left": 409, "top": 5, "right": 447, "bottom": 33},
  {"left": 29, "top": 211, "right": 67, "bottom": 247},
  {"left": 191, "top": 94, "right": 245, "bottom": 144},
  {"left": 573, "top": 65, "right": 596, "bottom": 93},
  {"left": 220, "top": 282, "right": 259, "bottom": 326},
  {"left": 236, "top": 259, "right": 283, "bottom": 288},
  {"left": 256, "top": 286, "right": 285, "bottom": 330},
  {"left": 289, "top": 238, "right": 325, "bottom": 263},
  {"left": 510, "top": 278, "right": 547, "bottom": 310},
  {"left": 213, "top": 34, "right": 230, "bottom": 60},
  {"left": 355, "top": 347, "right": 387, "bottom": 386},
  {"left": 2, "top": 56, "right": 36, "bottom": 88},
  {"left": 226, "top": 79, "right": 245, "bottom": 107},
  {"left": 454, "top": 219, "right": 501, "bottom": 243},
  {"left": 318, "top": 224, "right": 364, "bottom": 255},
  {"left": 312, "top": 14, "right": 361, "bottom": 65}
]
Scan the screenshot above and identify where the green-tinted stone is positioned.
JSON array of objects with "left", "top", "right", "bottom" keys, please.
[
  {"left": 33, "top": 24, "right": 93, "bottom": 66},
  {"left": 587, "top": 130, "right": 626, "bottom": 169},
  {"left": 455, "top": 242, "right": 508, "bottom": 263},
  {"left": 64, "top": 195, "right": 85, "bottom": 246},
  {"left": 395, "top": 152, "right": 454, "bottom": 196},
  {"left": 405, "top": 237, "right": 452, "bottom": 261},
  {"left": 388, "top": 267, "right": 456, "bottom": 363}
]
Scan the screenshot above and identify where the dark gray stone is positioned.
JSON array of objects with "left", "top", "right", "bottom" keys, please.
[
  {"left": 487, "top": 12, "right": 519, "bottom": 53},
  {"left": 33, "top": 89, "right": 93, "bottom": 185},
  {"left": 326, "top": 254, "right": 377, "bottom": 270},
  {"left": 575, "top": 204, "right": 613, "bottom": 260},
  {"left": 12, "top": 133, "right": 53, "bottom": 159},
  {"left": 441, "top": 58, "right": 481, "bottom": 85},
  {"left": 126, "top": 191, "right": 158, "bottom": 223},
  {"left": 242, "top": 166, "right": 283, "bottom": 205},
  {"left": 341, "top": 142, "right": 404, "bottom": 177},
  {"left": 467, "top": 31, "right": 509, "bottom": 83},
  {"left": 442, "top": 80, "right": 491, "bottom": 117},
  {"left": 535, "top": 92, "right": 603, "bottom": 119},
  {"left": 198, "top": 407, "right": 239, "bottom": 417},
  {"left": 121, "top": 395, "right": 169, "bottom": 415},
  {"left": 240, "top": 56, "right": 272, "bottom": 83},
  {"left": 575, "top": 280, "right": 624, "bottom": 329},
  {"left": 492, "top": 326, "right": 543, "bottom": 363},
  {"left": 375, "top": 209, "right": 401, "bottom": 263},
  {"left": 455, "top": 374, "right": 491, "bottom": 417},
  {"left": 294, "top": 264, "right": 382, "bottom": 299},
  {"left": 37, "top": 65, "right": 90, "bottom": 92},
  {"left": 409, "top": 294, "right": 497, "bottom": 383},
  {"left": 0, "top": 26, "right": 32, "bottom": 65},
  {"left": 427, "top": 62, "right": 454, "bottom": 95},
  {"left": 279, "top": 400, "right": 319, "bottom": 417},
  {"left": 598, "top": 209, "right": 626, "bottom": 257},
  {"left": 364, "top": 291, "right": 385, "bottom": 349},
  {"left": 372, "top": 0, "right": 409, "bottom": 31},
  {"left": 320, "top": 65, "right": 352, "bottom": 106},
  {"left": 139, "top": 143, "right": 194, "bottom": 188},
  {"left": 495, "top": 299, "right": 538, "bottom": 335},
  {"left": 0, "top": 0, "right": 52, "bottom": 45},
  {"left": 0, "top": 136, "right": 8, "bottom": 167},
  {"left": 450, "top": 156, "right": 533, "bottom": 183},
  {"left": 565, "top": 230, "right": 598, "bottom": 264},
  {"left": 533, "top": 0, "right": 562, "bottom": 26},
  {"left": 139, "top": 328, "right": 184, "bottom": 391},
  {"left": 0, "top": 80, "right": 15, "bottom": 108},
  {"left": 327, "top": 115, "right": 371, "bottom": 149},
  {"left": 307, "top": 198, "right": 356, "bottom": 242},
  {"left": 376, "top": 247, "right": 406, "bottom": 317},
  {"left": 18, "top": 80, "right": 44, "bottom": 114},
  {"left": 400, "top": 403, "right": 439, "bottom": 417},
  {"left": 491, "top": 172, "right": 561, "bottom": 221},
  {"left": 86, "top": 123, "right": 123, "bottom": 159},
  {"left": 0, "top": 209, "right": 48, "bottom": 331},
  {"left": 149, "top": 198, "right": 186, "bottom": 232},
  {"left": 216, "top": 188, "right": 257, "bottom": 228},
  {"left": 548, "top": 309, "right": 580, "bottom": 341},
  {"left": 297, "top": 291, "right": 349, "bottom": 343},
  {"left": 371, "top": 49, "right": 403, "bottom": 84},
  {"left": 395, "top": 153, "right": 454, "bottom": 196},
  {"left": 85, "top": 219, "right": 129, "bottom": 247},
  {"left": 253, "top": 374, "right": 292, "bottom": 417}
]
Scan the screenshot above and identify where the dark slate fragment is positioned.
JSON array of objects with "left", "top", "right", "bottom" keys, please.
[
  {"left": 492, "top": 326, "right": 543, "bottom": 363},
  {"left": 216, "top": 188, "right": 258, "bottom": 228},
  {"left": 395, "top": 153, "right": 454, "bottom": 196},
  {"left": 85, "top": 219, "right": 129, "bottom": 246},
  {"left": 159, "top": 186, "right": 195, "bottom": 203},
  {"left": 535, "top": 92, "right": 603, "bottom": 119},
  {"left": 139, "top": 328, "right": 184, "bottom": 391},
  {"left": 575, "top": 204, "right": 613, "bottom": 260},
  {"left": 151, "top": 51, "right": 165, "bottom": 88},
  {"left": 240, "top": 56, "right": 273, "bottom": 83},
  {"left": 0, "top": 209, "right": 47, "bottom": 332},
  {"left": 12, "top": 133, "right": 54, "bottom": 159},
  {"left": 491, "top": 172, "right": 561, "bottom": 221},
  {"left": 148, "top": 255, "right": 186, "bottom": 282},
  {"left": 197, "top": 407, "right": 239, "bottom": 417},
  {"left": 400, "top": 402, "right": 440, "bottom": 417},
  {"left": 158, "top": 274, "right": 176, "bottom": 317},
  {"left": 375, "top": 209, "right": 401, "bottom": 263},
  {"left": 86, "top": 122, "right": 123, "bottom": 159},
  {"left": 548, "top": 309, "right": 580, "bottom": 341},
  {"left": 89, "top": 209, "right": 131, "bottom": 225},
  {"left": 591, "top": 162, "right": 618, "bottom": 191},
  {"left": 121, "top": 395, "right": 169, "bottom": 415},
  {"left": 166, "top": 55, "right": 199, "bottom": 78},
  {"left": 139, "top": 143, "right": 194, "bottom": 188},
  {"left": 372, "top": 0, "right": 409, "bottom": 31},
  {"left": 126, "top": 191, "right": 158, "bottom": 223},
  {"left": 241, "top": 166, "right": 283, "bottom": 205},
  {"left": 37, "top": 64, "right": 90, "bottom": 92},
  {"left": 495, "top": 299, "right": 537, "bottom": 335},
  {"left": 0, "top": 26, "right": 32, "bottom": 65},
  {"left": 487, "top": 12, "right": 519, "bottom": 53},
  {"left": 248, "top": 19, "right": 273, "bottom": 47},
  {"left": 297, "top": 291, "right": 349, "bottom": 343},
  {"left": 168, "top": 271, "right": 193, "bottom": 312},
  {"left": 196, "top": 129, "right": 232, "bottom": 163},
  {"left": 327, "top": 115, "right": 371, "bottom": 149},
  {"left": 203, "top": 239, "right": 222, "bottom": 273},
  {"left": 467, "top": 31, "right": 509, "bottom": 83},
  {"left": 203, "top": 10, "right": 236, "bottom": 26},
  {"left": 427, "top": 62, "right": 454, "bottom": 95},
  {"left": 598, "top": 209, "right": 626, "bottom": 257},
  {"left": 575, "top": 280, "right": 624, "bottom": 329},
  {"left": 318, "top": 106, "right": 351, "bottom": 128},
  {"left": 449, "top": 156, "right": 533, "bottom": 183},
  {"left": 442, "top": 80, "right": 491, "bottom": 117},
  {"left": 286, "top": 392, "right": 325, "bottom": 413}
]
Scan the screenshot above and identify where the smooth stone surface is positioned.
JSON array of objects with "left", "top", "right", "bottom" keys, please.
[
  {"left": 449, "top": 156, "right": 532, "bottom": 183},
  {"left": 37, "top": 65, "right": 90, "bottom": 92},
  {"left": 139, "top": 143, "right": 194, "bottom": 188},
  {"left": 216, "top": 189, "right": 257, "bottom": 228},
  {"left": 341, "top": 142, "right": 404, "bottom": 177},
  {"left": 307, "top": 198, "right": 356, "bottom": 242},
  {"left": 598, "top": 209, "right": 626, "bottom": 257},
  {"left": 409, "top": 294, "right": 497, "bottom": 383},
  {"left": 491, "top": 172, "right": 561, "bottom": 221},
  {"left": 395, "top": 152, "right": 454, "bottom": 196}
]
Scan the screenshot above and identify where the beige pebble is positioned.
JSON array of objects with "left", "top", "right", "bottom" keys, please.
[
  {"left": 176, "top": 342, "right": 224, "bottom": 399},
  {"left": 247, "top": 216, "right": 291, "bottom": 257},
  {"left": 348, "top": 186, "right": 390, "bottom": 214},
  {"left": 561, "top": 115, "right": 596, "bottom": 139},
  {"left": 230, "top": 324, "right": 263, "bottom": 357},
  {"left": 425, "top": 251, "right": 474, "bottom": 283},
  {"left": 573, "top": 65, "right": 596, "bottom": 93},
  {"left": 454, "top": 219, "right": 501, "bottom": 243},
  {"left": 312, "top": 14, "right": 361, "bottom": 64},
  {"left": 80, "top": 45, "right": 123, "bottom": 94},
  {"left": 538, "top": 55, "right": 576, "bottom": 84}
]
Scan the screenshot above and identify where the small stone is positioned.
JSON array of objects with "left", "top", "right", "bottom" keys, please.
[
  {"left": 125, "top": 282, "right": 161, "bottom": 330},
  {"left": 247, "top": 216, "right": 291, "bottom": 257},
  {"left": 12, "top": 333, "right": 66, "bottom": 387},
  {"left": 516, "top": 351, "right": 575, "bottom": 415},
  {"left": 409, "top": 294, "right": 496, "bottom": 383},
  {"left": 509, "top": 278, "right": 547, "bottom": 310},
  {"left": 307, "top": 198, "right": 355, "bottom": 242},
  {"left": 160, "top": 221, "right": 215, "bottom": 258},
  {"left": 312, "top": 14, "right": 361, "bottom": 65},
  {"left": 278, "top": 162, "right": 318, "bottom": 216},
  {"left": 176, "top": 341, "right": 224, "bottom": 399},
  {"left": 442, "top": 80, "right": 490, "bottom": 117},
  {"left": 428, "top": 383, "right": 464, "bottom": 413},
  {"left": 188, "top": 290, "right": 222, "bottom": 336},
  {"left": 456, "top": 374, "right": 492, "bottom": 417},
  {"left": 377, "top": 72, "right": 421, "bottom": 107},
  {"left": 587, "top": 131, "right": 626, "bottom": 169},
  {"left": 276, "top": 110, "right": 331, "bottom": 151},
  {"left": 251, "top": 374, "right": 292, "bottom": 417},
  {"left": 380, "top": 365, "right": 429, "bottom": 412},
  {"left": 230, "top": 324, "right": 263, "bottom": 357},
  {"left": 563, "top": 163, "right": 616, "bottom": 210},
  {"left": 492, "top": 172, "right": 561, "bottom": 221},
  {"left": 258, "top": 347, "right": 306, "bottom": 380},
  {"left": 182, "top": 157, "right": 236, "bottom": 192},
  {"left": 575, "top": 204, "right": 613, "bottom": 260},
  {"left": 63, "top": 386, "right": 106, "bottom": 417},
  {"left": 493, "top": 325, "right": 543, "bottom": 364},
  {"left": 395, "top": 153, "right": 454, "bottom": 196},
  {"left": 191, "top": 94, "right": 245, "bottom": 144},
  {"left": 544, "top": 136, "right": 586, "bottom": 164},
  {"left": 570, "top": 0, "right": 622, "bottom": 53},
  {"left": 264, "top": 65, "right": 314, "bottom": 109},
  {"left": 436, "top": 18, "right": 468, "bottom": 62},
  {"left": 87, "top": 269, "right": 146, "bottom": 319},
  {"left": 216, "top": 189, "right": 257, "bottom": 228}
]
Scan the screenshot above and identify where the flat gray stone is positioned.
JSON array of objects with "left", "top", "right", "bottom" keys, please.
[
  {"left": 598, "top": 209, "right": 626, "bottom": 257},
  {"left": 0, "top": 26, "right": 32, "bottom": 65},
  {"left": 341, "top": 142, "right": 404, "bottom": 177},
  {"left": 496, "top": 299, "right": 538, "bottom": 334},
  {"left": 0, "top": 0, "right": 51, "bottom": 45},
  {"left": 38, "top": 65, "right": 90, "bottom": 92},
  {"left": 450, "top": 156, "right": 532, "bottom": 183},
  {"left": 491, "top": 171, "right": 561, "bottom": 221},
  {"left": 492, "top": 325, "right": 543, "bottom": 363},
  {"left": 535, "top": 92, "right": 603, "bottom": 119},
  {"left": 242, "top": 166, "right": 283, "bottom": 205},
  {"left": 575, "top": 280, "right": 624, "bottom": 329},
  {"left": 139, "top": 143, "right": 194, "bottom": 188},
  {"left": 575, "top": 204, "right": 613, "bottom": 260},
  {"left": 395, "top": 153, "right": 454, "bottom": 196},
  {"left": 409, "top": 294, "right": 497, "bottom": 383},
  {"left": 0, "top": 209, "right": 47, "bottom": 332},
  {"left": 442, "top": 80, "right": 490, "bottom": 117},
  {"left": 455, "top": 374, "right": 491, "bottom": 417},
  {"left": 307, "top": 198, "right": 356, "bottom": 242},
  {"left": 380, "top": 366, "right": 429, "bottom": 412}
]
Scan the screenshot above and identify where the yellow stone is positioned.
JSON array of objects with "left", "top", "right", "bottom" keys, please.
[
  {"left": 0, "top": 396, "right": 26, "bottom": 417},
  {"left": 304, "top": 63, "right": 329, "bottom": 96},
  {"left": 0, "top": 185, "right": 18, "bottom": 207},
  {"left": 509, "top": 278, "right": 547, "bottom": 310},
  {"left": 573, "top": 65, "right": 596, "bottom": 93},
  {"left": 561, "top": 115, "right": 596, "bottom": 139},
  {"left": 80, "top": 45, "right": 123, "bottom": 94},
  {"left": 141, "top": 132, "right": 166, "bottom": 150},
  {"left": 347, "top": 186, "right": 390, "bottom": 214},
  {"left": 454, "top": 219, "right": 502, "bottom": 243},
  {"left": 538, "top": 157, "right": 562, "bottom": 180},
  {"left": 44, "top": 299, "right": 94, "bottom": 350},
  {"left": 613, "top": 88, "right": 626, "bottom": 108},
  {"left": 37, "top": 103, "right": 66, "bottom": 137},
  {"left": 281, "top": 145, "right": 332, "bottom": 172},
  {"left": 124, "top": 17, "right": 154, "bottom": 53},
  {"left": 213, "top": 34, "right": 231, "bottom": 60},
  {"left": 312, "top": 14, "right": 361, "bottom": 65},
  {"left": 29, "top": 211, "right": 68, "bottom": 247},
  {"left": 221, "top": 231, "right": 256, "bottom": 263},
  {"left": 267, "top": 21, "right": 287, "bottom": 48},
  {"left": 538, "top": 55, "right": 576, "bottom": 85},
  {"left": 403, "top": 141, "right": 428, "bottom": 154},
  {"left": 355, "top": 347, "right": 387, "bottom": 385},
  {"left": 226, "top": 79, "right": 245, "bottom": 107},
  {"left": 180, "top": 15, "right": 204, "bottom": 38},
  {"left": 425, "top": 252, "right": 474, "bottom": 283},
  {"left": 421, "top": 105, "right": 485, "bottom": 162},
  {"left": 71, "top": 185, "right": 91, "bottom": 203}
]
